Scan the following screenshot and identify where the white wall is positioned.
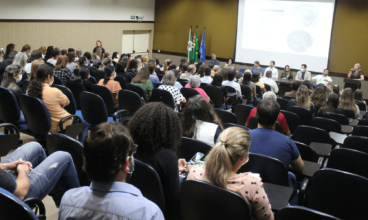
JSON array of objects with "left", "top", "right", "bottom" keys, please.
[{"left": 0, "top": 0, "right": 155, "bottom": 21}]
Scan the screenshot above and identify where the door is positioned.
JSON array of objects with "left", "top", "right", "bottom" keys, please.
[{"left": 122, "top": 30, "right": 150, "bottom": 57}]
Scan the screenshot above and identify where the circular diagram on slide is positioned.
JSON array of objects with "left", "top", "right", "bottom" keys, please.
[
  {"left": 287, "top": 30, "right": 313, "bottom": 53},
  {"left": 293, "top": 4, "right": 319, "bottom": 27}
]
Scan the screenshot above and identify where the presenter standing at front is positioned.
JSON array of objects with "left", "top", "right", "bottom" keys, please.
[
  {"left": 264, "top": 61, "right": 279, "bottom": 79},
  {"left": 93, "top": 40, "right": 105, "bottom": 60},
  {"left": 348, "top": 63, "right": 364, "bottom": 81},
  {"left": 295, "top": 64, "right": 311, "bottom": 81}
]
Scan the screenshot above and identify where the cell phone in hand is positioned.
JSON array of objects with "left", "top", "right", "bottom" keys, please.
[{"left": 187, "top": 152, "right": 204, "bottom": 165}]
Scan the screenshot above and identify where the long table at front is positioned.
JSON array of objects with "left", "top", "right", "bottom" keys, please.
[{"left": 275, "top": 79, "right": 294, "bottom": 97}]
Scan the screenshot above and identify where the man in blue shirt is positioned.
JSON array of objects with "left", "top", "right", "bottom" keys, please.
[
  {"left": 59, "top": 122, "right": 164, "bottom": 220},
  {"left": 208, "top": 54, "right": 220, "bottom": 66}
]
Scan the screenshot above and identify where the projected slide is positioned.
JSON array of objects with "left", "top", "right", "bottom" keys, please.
[{"left": 235, "top": 0, "right": 335, "bottom": 72}]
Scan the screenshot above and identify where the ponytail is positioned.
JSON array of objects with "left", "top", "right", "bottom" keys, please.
[
  {"left": 77, "top": 57, "right": 87, "bottom": 69},
  {"left": 204, "top": 127, "right": 251, "bottom": 192},
  {"left": 99, "top": 58, "right": 112, "bottom": 71},
  {"left": 103, "top": 66, "right": 114, "bottom": 85},
  {"left": 28, "top": 64, "right": 54, "bottom": 99}
]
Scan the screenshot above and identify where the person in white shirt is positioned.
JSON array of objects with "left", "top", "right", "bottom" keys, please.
[
  {"left": 312, "top": 69, "right": 333, "bottom": 92},
  {"left": 222, "top": 69, "right": 242, "bottom": 98},
  {"left": 24, "top": 50, "right": 43, "bottom": 74},
  {"left": 263, "top": 61, "right": 279, "bottom": 79},
  {"left": 260, "top": 71, "right": 279, "bottom": 93},
  {"left": 47, "top": 50, "right": 59, "bottom": 66},
  {"left": 295, "top": 64, "right": 311, "bottom": 81},
  {"left": 200, "top": 67, "right": 213, "bottom": 84}
]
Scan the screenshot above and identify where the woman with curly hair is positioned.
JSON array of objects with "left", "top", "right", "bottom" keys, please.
[
  {"left": 128, "top": 102, "right": 182, "bottom": 219},
  {"left": 310, "top": 85, "right": 327, "bottom": 110},
  {"left": 181, "top": 95, "right": 223, "bottom": 146},
  {"left": 339, "top": 88, "right": 360, "bottom": 119}
]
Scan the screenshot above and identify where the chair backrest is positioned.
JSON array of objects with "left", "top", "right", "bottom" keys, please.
[
  {"left": 234, "top": 104, "right": 254, "bottom": 126},
  {"left": 21, "top": 80, "right": 30, "bottom": 93},
  {"left": 46, "top": 133, "right": 90, "bottom": 186},
  {"left": 222, "top": 123, "right": 249, "bottom": 131},
  {"left": 322, "top": 112, "right": 349, "bottom": 125},
  {"left": 180, "top": 88, "right": 200, "bottom": 101},
  {"left": 305, "top": 168, "right": 368, "bottom": 220},
  {"left": 80, "top": 91, "right": 108, "bottom": 125},
  {"left": 213, "top": 108, "right": 237, "bottom": 124},
  {"left": 224, "top": 86, "right": 236, "bottom": 94},
  {"left": 125, "top": 83, "right": 147, "bottom": 102},
  {"left": 310, "top": 117, "right": 341, "bottom": 133},
  {"left": 65, "top": 79, "right": 86, "bottom": 110},
  {"left": 292, "top": 125, "right": 333, "bottom": 146},
  {"left": 200, "top": 83, "right": 208, "bottom": 89},
  {"left": 276, "top": 206, "right": 341, "bottom": 220},
  {"left": 92, "top": 70, "right": 105, "bottom": 83},
  {"left": 181, "top": 180, "right": 252, "bottom": 220},
  {"left": 277, "top": 97, "right": 289, "bottom": 111},
  {"left": 90, "top": 84, "right": 115, "bottom": 114},
  {"left": 335, "top": 108, "right": 355, "bottom": 119},
  {"left": 288, "top": 106, "right": 313, "bottom": 126},
  {"left": 53, "top": 76, "right": 63, "bottom": 85},
  {"left": 114, "top": 76, "right": 126, "bottom": 89},
  {"left": 327, "top": 148, "right": 368, "bottom": 178},
  {"left": 203, "top": 85, "right": 224, "bottom": 107},
  {"left": 177, "top": 137, "right": 213, "bottom": 161},
  {"left": 280, "top": 110, "right": 299, "bottom": 134},
  {"left": 150, "top": 88, "right": 175, "bottom": 109},
  {"left": 283, "top": 96, "right": 296, "bottom": 100},
  {"left": 155, "top": 82, "right": 162, "bottom": 88},
  {"left": 177, "top": 79, "right": 188, "bottom": 87},
  {"left": 352, "top": 125, "right": 368, "bottom": 138},
  {"left": 238, "top": 153, "right": 289, "bottom": 186},
  {"left": 0, "top": 123, "right": 20, "bottom": 157},
  {"left": 52, "top": 84, "right": 77, "bottom": 115},
  {"left": 118, "top": 90, "right": 143, "bottom": 116},
  {"left": 294, "top": 141, "right": 319, "bottom": 162},
  {"left": 129, "top": 159, "right": 165, "bottom": 212},
  {"left": 19, "top": 94, "right": 51, "bottom": 134},
  {"left": 88, "top": 76, "right": 97, "bottom": 84},
  {"left": 342, "top": 136, "right": 368, "bottom": 154},
  {"left": 0, "top": 86, "right": 21, "bottom": 123},
  {"left": 264, "top": 84, "right": 271, "bottom": 91},
  {"left": 240, "top": 85, "right": 252, "bottom": 104},
  {"left": 0, "top": 187, "right": 39, "bottom": 220}
]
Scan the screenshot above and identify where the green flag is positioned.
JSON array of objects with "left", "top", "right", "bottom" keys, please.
[
  {"left": 187, "top": 28, "right": 193, "bottom": 62},
  {"left": 191, "top": 28, "right": 199, "bottom": 62}
]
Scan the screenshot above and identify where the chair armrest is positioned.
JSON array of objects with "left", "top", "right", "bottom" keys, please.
[
  {"left": 0, "top": 123, "right": 20, "bottom": 135},
  {"left": 113, "top": 109, "right": 130, "bottom": 121},
  {"left": 59, "top": 115, "right": 82, "bottom": 132},
  {"left": 298, "top": 178, "right": 310, "bottom": 206},
  {"left": 23, "top": 197, "right": 46, "bottom": 216}
]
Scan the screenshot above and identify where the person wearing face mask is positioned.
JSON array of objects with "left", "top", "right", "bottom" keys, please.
[
  {"left": 97, "top": 66, "right": 122, "bottom": 108},
  {"left": 295, "top": 64, "right": 311, "bottom": 81},
  {"left": 27, "top": 63, "right": 73, "bottom": 132},
  {"left": 59, "top": 122, "right": 164, "bottom": 220},
  {"left": 1, "top": 64, "right": 24, "bottom": 101}
]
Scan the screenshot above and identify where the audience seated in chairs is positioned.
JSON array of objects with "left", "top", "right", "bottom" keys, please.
[
  {"left": 46, "top": 50, "right": 59, "bottom": 67},
  {"left": 240, "top": 71, "right": 256, "bottom": 103},
  {"left": 185, "top": 75, "right": 210, "bottom": 100},
  {"left": 97, "top": 66, "right": 122, "bottom": 108},
  {"left": 158, "top": 70, "right": 186, "bottom": 112},
  {"left": 252, "top": 72, "right": 267, "bottom": 93},
  {"left": 211, "top": 73, "right": 228, "bottom": 98},
  {"left": 12, "top": 52, "right": 29, "bottom": 82},
  {"left": 200, "top": 67, "right": 213, "bottom": 84},
  {"left": 246, "top": 92, "right": 290, "bottom": 136},
  {"left": 131, "top": 67, "right": 153, "bottom": 101},
  {"left": 54, "top": 55, "right": 76, "bottom": 85},
  {"left": 126, "top": 59, "right": 138, "bottom": 76},
  {"left": 260, "top": 71, "right": 279, "bottom": 94},
  {"left": 29, "top": 59, "right": 44, "bottom": 81},
  {"left": 147, "top": 62, "right": 161, "bottom": 88},
  {"left": 116, "top": 61, "right": 132, "bottom": 83},
  {"left": 98, "top": 57, "right": 112, "bottom": 71},
  {"left": 128, "top": 103, "right": 181, "bottom": 219},
  {"left": 59, "top": 122, "right": 164, "bottom": 220},
  {"left": 0, "top": 142, "right": 80, "bottom": 206},
  {"left": 180, "top": 64, "right": 196, "bottom": 80},
  {"left": 354, "top": 89, "right": 366, "bottom": 105},
  {"left": 284, "top": 81, "right": 301, "bottom": 98},
  {"left": 287, "top": 85, "right": 316, "bottom": 115},
  {"left": 27, "top": 64, "right": 88, "bottom": 141},
  {"left": 181, "top": 95, "right": 223, "bottom": 146},
  {"left": 222, "top": 68, "right": 242, "bottom": 98},
  {"left": 66, "top": 52, "right": 77, "bottom": 73},
  {"left": 248, "top": 98, "right": 304, "bottom": 193},
  {"left": 339, "top": 88, "right": 360, "bottom": 119},
  {"left": 185, "top": 127, "right": 274, "bottom": 220},
  {"left": 75, "top": 68, "right": 92, "bottom": 92},
  {"left": 317, "top": 93, "right": 339, "bottom": 117},
  {"left": 1, "top": 64, "right": 24, "bottom": 101},
  {"left": 310, "top": 84, "right": 327, "bottom": 113}
]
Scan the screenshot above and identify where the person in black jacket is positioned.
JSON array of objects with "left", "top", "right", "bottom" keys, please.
[
  {"left": 116, "top": 61, "right": 132, "bottom": 83},
  {"left": 78, "top": 67, "right": 93, "bottom": 91},
  {"left": 126, "top": 59, "right": 138, "bottom": 77},
  {"left": 43, "top": 46, "right": 54, "bottom": 62}
]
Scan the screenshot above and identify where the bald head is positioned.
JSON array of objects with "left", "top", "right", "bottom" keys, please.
[{"left": 187, "top": 64, "right": 196, "bottom": 75}]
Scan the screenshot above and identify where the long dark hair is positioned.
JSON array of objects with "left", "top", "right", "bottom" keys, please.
[
  {"left": 242, "top": 72, "right": 251, "bottom": 85},
  {"left": 251, "top": 72, "right": 260, "bottom": 83},
  {"left": 318, "top": 93, "right": 339, "bottom": 115},
  {"left": 127, "top": 59, "right": 138, "bottom": 70},
  {"left": 211, "top": 73, "right": 223, "bottom": 86},
  {"left": 116, "top": 62, "right": 127, "bottom": 73},
  {"left": 28, "top": 64, "right": 54, "bottom": 99},
  {"left": 128, "top": 102, "right": 181, "bottom": 155},
  {"left": 112, "top": 52, "right": 119, "bottom": 59},
  {"left": 79, "top": 68, "right": 90, "bottom": 81},
  {"left": 4, "top": 43, "right": 15, "bottom": 60},
  {"left": 181, "top": 95, "right": 223, "bottom": 138},
  {"left": 83, "top": 52, "right": 91, "bottom": 60},
  {"left": 103, "top": 66, "right": 114, "bottom": 85},
  {"left": 45, "top": 46, "right": 54, "bottom": 57},
  {"left": 78, "top": 57, "right": 87, "bottom": 68}
]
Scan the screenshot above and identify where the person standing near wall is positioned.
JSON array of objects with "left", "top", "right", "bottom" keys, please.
[{"left": 93, "top": 40, "right": 105, "bottom": 60}]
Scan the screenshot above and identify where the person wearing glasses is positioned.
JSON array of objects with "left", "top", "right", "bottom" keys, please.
[{"left": 59, "top": 122, "right": 164, "bottom": 220}]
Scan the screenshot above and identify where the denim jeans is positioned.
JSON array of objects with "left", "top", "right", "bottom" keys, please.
[{"left": 1, "top": 142, "right": 80, "bottom": 204}]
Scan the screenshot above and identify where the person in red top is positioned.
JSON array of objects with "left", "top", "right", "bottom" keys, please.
[{"left": 246, "top": 92, "right": 290, "bottom": 136}]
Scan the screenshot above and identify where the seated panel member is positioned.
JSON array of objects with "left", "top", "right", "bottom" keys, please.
[
  {"left": 295, "top": 64, "right": 311, "bottom": 81},
  {"left": 263, "top": 61, "right": 279, "bottom": 79}
]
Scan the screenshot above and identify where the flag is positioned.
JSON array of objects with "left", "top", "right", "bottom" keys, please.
[
  {"left": 191, "top": 28, "right": 199, "bottom": 62},
  {"left": 199, "top": 29, "right": 206, "bottom": 62},
  {"left": 187, "top": 28, "right": 193, "bottom": 62}
]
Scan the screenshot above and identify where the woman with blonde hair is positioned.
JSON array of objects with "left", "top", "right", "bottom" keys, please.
[
  {"left": 287, "top": 85, "right": 316, "bottom": 114},
  {"left": 30, "top": 60, "right": 44, "bottom": 81},
  {"left": 161, "top": 59, "right": 172, "bottom": 72},
  {"left": 92, "top": 40, "right": 105, "bottom": 59},
  {"left": 339, "top": 88, "right": 360, "bottom": 119},
  {"left": 310, "top": 85, "right": 327, "bottom": 107},
  {"left": 348, "top": 63, "right": 364, "bottom": 81},
  {"left": 137, "top": 58, "right": 143, "bottom": 71},
  {"left": 211, "top": 65, "right": 220, "bottom": 77},
  {"left": 186, "top": 127, "right": 274, "bottom": 220},
  {"left": 99, "top": 58, "right": 112, "bottom": 70},
  {"left": 354, "top": 89, "right": 366, "bottom": 105},
  {"left": 38, "top": 46, "right": 47, "bottom": 58}
]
